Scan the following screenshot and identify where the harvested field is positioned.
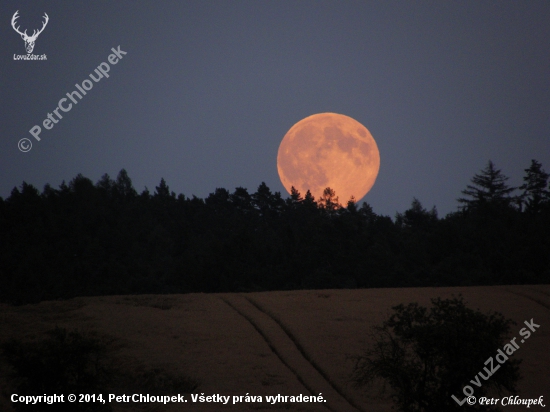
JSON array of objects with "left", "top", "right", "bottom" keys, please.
[{"left": 1, "top": 285, "right": 549, "bottom": 411}]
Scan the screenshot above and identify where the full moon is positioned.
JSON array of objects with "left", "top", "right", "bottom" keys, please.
[{"left": 277, "top": 113, "right": 380, "bottom": 203}]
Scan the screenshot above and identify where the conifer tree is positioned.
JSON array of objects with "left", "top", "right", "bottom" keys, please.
[
  {"left": 457, "top": 160, "right": 516, "bottom": 211},
  {"left": 319, "top": 187, "right": 340, "bottom": 213},
  {"left": 519, "top": 159, "right": 550, "bottom": 213}
]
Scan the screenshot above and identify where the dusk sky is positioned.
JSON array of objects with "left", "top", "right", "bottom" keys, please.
[{"left": 2, "top": 1, "right": 549, "bottom": 218}]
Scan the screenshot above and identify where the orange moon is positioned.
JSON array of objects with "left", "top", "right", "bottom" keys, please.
[{"left": 277, "top": 113, "right": 380, "bottom": 202}]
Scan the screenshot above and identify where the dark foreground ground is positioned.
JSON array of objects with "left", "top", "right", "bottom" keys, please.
[{"left": 1, "top": 285, "right": 549, "bottom": 411}]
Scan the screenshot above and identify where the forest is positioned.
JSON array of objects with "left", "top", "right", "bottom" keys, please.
[{"left": 1, "top": 160, "right": 549, "bottom": 305}]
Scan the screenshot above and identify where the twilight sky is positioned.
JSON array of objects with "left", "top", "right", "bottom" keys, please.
[{"left": 1, "top": 1, "right": 549, "bottom": 218}]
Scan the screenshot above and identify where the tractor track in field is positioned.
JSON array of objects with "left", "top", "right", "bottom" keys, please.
[
  {"left": 220, "top": 294, "right": 363, "bottom": 412},
  {"left": 504, "top": 287, "right": 550, "bottom": 311}
]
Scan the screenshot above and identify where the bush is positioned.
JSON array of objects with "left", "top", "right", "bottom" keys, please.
[
  {"left": 1, "top": 327, "right": 112, "bottom": 411},
  {"left": 351, "top": 296, "right": 521, "bottom": 412},
  {"left": 1, "top": 326, "right": 200, "bottom": 411}
]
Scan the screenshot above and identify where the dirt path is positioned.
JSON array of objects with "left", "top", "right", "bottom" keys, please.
[
  {"left": 220, "top": 294, "right": 362, "bottom": 412},
  {"left": 504, "top": 286, "right": 550, "bottom": 311}
]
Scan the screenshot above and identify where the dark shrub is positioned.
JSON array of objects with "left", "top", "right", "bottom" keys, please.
[{"left": 351, "top": 297, "right": 521, "bottom": 412}]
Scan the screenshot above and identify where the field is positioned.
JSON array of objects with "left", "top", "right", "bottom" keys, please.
[{"left": 1, "top": 285, "right": 549, "bottom": 411}]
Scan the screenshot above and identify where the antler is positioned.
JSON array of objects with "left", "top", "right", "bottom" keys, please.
[
  {"left": 11, "top": 10, "right": 27, "bottom": 37},
  {"left": 11, "top": 11, "right": 49, "bottom": 40},
  {"left": 29, "top": 13, "right": 49, "bottom": 40}
]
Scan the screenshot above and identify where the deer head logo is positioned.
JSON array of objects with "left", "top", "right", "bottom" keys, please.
[{"left": 11, "top": 10, "right": 49, "bottom": 54}]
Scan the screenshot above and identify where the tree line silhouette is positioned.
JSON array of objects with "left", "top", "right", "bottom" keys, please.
[{"left": 1, "top": 159, "right": 549, "bottom": 304}]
